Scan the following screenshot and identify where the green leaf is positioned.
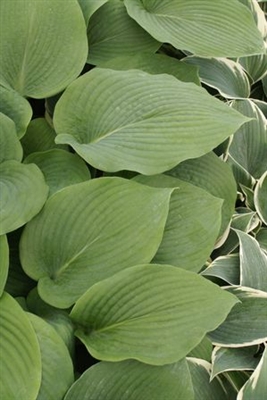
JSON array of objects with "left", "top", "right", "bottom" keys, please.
[
  {"left": 254, "top": 171, "right": 267, "bottom": 224},
  {"left": 64, "top": 359, "right": 194, "bottom": 400},
  {"left": 235, "top": 229, "right": 267, "bottom": 291},
  {"left": 227, "top": 154, "right": 256, "bottom": 189},
  {"left": 239, "top": 53, "right": 267, "bottom": 83},
  {"left": 0, "top": 112, "right": 23, "bottom": 163},
  {"left": 20, "top": 178, "right": 172, "bottom": 308},
  {"left": 211, "top": 346, "right": 260, "bottom": 379},
  {"left": 183, "top": 57, "right": 250, "bottom": 99},
  {"left": 101, "top": 52, "right": 200, "bottom": 85},
  {"left": 0, "top": 0, "right": 88, "bottom": 98},
  {"left": 201, "top": 254, "right": 240, "bottom": 286},
  {"left": 0, "top": 292, "right": 41, "bottom": 400},
  {"left": 134, "top": 174, "right": 223, "bottom": 272},
  {"left": 0, "top": 86, "right": 32, "bottom": 138},
  {"left": 228, "top": 100, "right": 267, "bottom": 179},
  {"left": 87, "top": 0, "right": 160, "bottom": 65},
  {"left": 0, "top": 235, "right": 9, "bottom": 297},
  {"left": 256, "top": 228, "right": 267, "bottom": 253},
  {"left": 209, "top": 286, "right": 267, "bottom": 346},
  {"left": 54, "top": 68, "right": 249, "bottom": 175},
  {"left": 77, "top": 0, "right": 108, "bottom": 24},
  {"left": 237, "top": 345, "right": 267, "bottom": 400},
  {"left": 28, "top": 313, "right": 74, "bottom": 400},
  {"left": 188, "top": 336, "right": 213, "bottom": 362},
  {"left": 124, "top": 0, "right": 265, "bottom": 57},
  {"left": 0, "top": 160, "right": 48, "bottom": 235},
  {"left": 24, "top": 149, "right": 91, "bottom": 196},
  {"left": 166, "top": 152, "right": 237, "bottom": 242},
  {"left": 231, "top": 209, "right": 259, "bottom": 233},
  {"left": 70, "top": 264, "right": 238, "bottom": 365}
]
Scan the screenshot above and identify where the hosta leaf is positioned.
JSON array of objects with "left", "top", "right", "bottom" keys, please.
[
  {"left": 0, "top": 0, "right": 88, "bottom": 98},
  {"left": 228, "top": 100, "right": 267, "bottom": 179},
  {"left": 0, "top": 113, "right": 23, "bottom": 163},
  {"left": 187, "top": 357, "right": 230, "bottom": 400},
  {"left": 70, "top": 264, "right": 238, "bottom": 365},
  {"left": 188, "top": 336, "right": 213, "bottom": 362},
  {"left": 28, "top": 313, "right": 74, "bottom": 400},
  {"left": 0, "top": 86, "right": 32, "bottom": 138},
  {"left": 64, "top": 359, "right": 194, "bottom": 400},
  {"left": 211, "top": 346, "right": 260, "bottom": 379},
  {"left": 87, "top": 0, "right": 160, "bottom": 65},
  {"left": 0, "top": 235, "right": 9, "bottom": 297},
  {"left": 201, "top": 254, "right": 240, "bottom": 286},
  {"left": 256, "top": 228, "right": 267, "bottom": 253},
  {"left": 183, "top": 57, "right": 250, "bottom": 99},
  {"left": 227, "top": 154, "right": 256, "bottom": 189},
  {"left": 209, "top": 286, "right": 267, "bottom": 347},
  {"left": 0, "top": 292, "right": 41, "bottom": 400},
  {"left": 254, "top": 171, "right": 267, "bottom": 224},
  {"left": 54, "top": 68, "right": 249, "bottom": 175},
  {"left": 231, "top": 209, "right": 259, "bottom": 233},
  {"left": 24, "top": 149, "right": 91, "bottom": 196},
  {"left": 101, "top": 52, "right": 200, "bottom": 85},
  {"left": 0, "top": 161, "right": 48, "bottom": 235},
  {"left": 78, "top": 0, "right": 108, "bottom": 24},
  {"left": 124, "top": 0, "right": 264, "bottom": 57},
  {"left": 237, "top": 345, "right": 267, "bottom": 400},
  {"left": 134, "top": 174, "right": 222, "bottom": 272},
  {"left": 20, "top": 178, "right": 172, "bottom": 308},
  {"left": 239, "top": 53, "right": 267, "bottom": 83},
  {"left": 235, "top": 229, "right": 267, "bottom": 291},
  {"left": 167, "top": 152, "right": 237, "bottom": 242}
]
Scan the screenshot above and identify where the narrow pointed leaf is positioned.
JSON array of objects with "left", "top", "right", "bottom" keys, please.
[
  {"left": 209, "top": 286, "right": 267, "bottom": 347},
  {"left": 124, "top": 0, "right": 264, "bottom": 57},
  {"left": 20, "top": 178, "right": 172, "bottom": 308},
  {"left": 0, "top": 161, "right": 48, "bottom": 235},
  {"left": 0, "top": 0, "right": 88, "bottom": 98},
  {"left": 28, "top": 313, "right": 74, "bottom": 400},
  {"left": 70, "top": 264, "right": 238, "bottom": 365},
  {"left": 134, "top": 174, "right": 222, "bottom": 272},
  {"left": 54, "top": 68, "right": 249, "bottom": 175},
  {"left": 87, "top": 0, "right": 160, "bottom": 65},
  {"left": 0, "top": 235, "right": 9, "bottom": 296},
  {"left": 0, "top": 292, "right": 41, "bottom": 400},
  {"left": 237, "top": 345, "right": 267, "bottom": 400},
  {"left": 0, "top": 113, "right": 23, "bottom": 163},
  {"left": 254, "top": 171, "right": 267, "bottom": 224},
  {"left": 64, "top": 359, "right": 194, "bottom": 400},
  {"left": 183, "top": 57, "right": 250, "bottom": 99}
]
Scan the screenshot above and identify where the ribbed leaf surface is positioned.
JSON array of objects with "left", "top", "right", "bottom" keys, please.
[
  {"left": 0, "top": 113, "right": 23, "bottom": 163},
  {"left": 0, "top": 235, "right": 9, "bottom": 296},
  {"left": 254, "top": 171, "right": 267, "bottom": 225}
]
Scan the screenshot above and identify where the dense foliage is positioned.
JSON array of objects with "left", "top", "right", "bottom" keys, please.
[{"left": 0, "top": 0, "right": 267, "bottom": 399}]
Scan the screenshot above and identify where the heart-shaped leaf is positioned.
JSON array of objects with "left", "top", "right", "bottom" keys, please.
[
  {"left": 54, "top": 68, "right": 249, "bottom": 175},
  {"left": 0, "top": 235, "right": 9, "bottom": 297},
  {"left": 124, "top": 0, "right": 264, "bottom": 57},
  {"left": 70, "top": 264, "right": 238, "bottom": 365},
  {"left": 0, "top": 113, "right": 23, "bottom": 163},
  {"left": 0, "top": 292, "right": 41, "bottom": 400},
  {"left": 0, "top": 0, "right": 88, "bottom": 98},
  {"left": 20, "top": 178, "right": 172, "bottom": 308}
]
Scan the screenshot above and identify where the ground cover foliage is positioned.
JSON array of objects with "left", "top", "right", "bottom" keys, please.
[{"left": 0, "top": 0, "right": 267, "bottom": 398}]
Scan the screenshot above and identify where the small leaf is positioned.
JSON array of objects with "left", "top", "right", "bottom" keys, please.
[
  {"left": 239, "top": 53, "right": 267, "bottom": 83},
  {"left": 0, "top": 161, "right": 48, "bottom": 235},
  {"left": 64, "top": 359, "right": 194, "bottom": 400},
  {"left": 201, "top": 254, "right": 240, "bottom": 286},
  {"left": 70, "top": 264, "right": 238, "bottom": 365},
  {"left": 0, "top": 235, "right": 9, "bottom": 297},
  {"left": 54, "top": 68, "right": 249, "bottom": 175},
  {"left": 209, "top": 286, "right": 267, "bottom": 347},
  {"left": 0, "top": 292, "right": 41, "bottom": 400},
  {"left": 20, "top": 178, "right": 172, "bottom": 308},
  {"left": 231, "top": 209, "right": 259, "bottom": 233},
  {"left": 254, "top": 171, "right": 267, "bottom": 225},
  {"left": 0, "top": 112, "right": 23, "bottom": 163},
  {"left": 124, "top": 0, "right": 264, "bottom": 57},
  {"left": 87, "top": 0, "right": 160, "bottom": 65}
]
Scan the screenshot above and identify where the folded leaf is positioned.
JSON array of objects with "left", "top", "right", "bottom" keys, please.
[
  {"left": 254, "top": 171, "right": 267, "bottom": 225},
  {"left": 201, "top": 254, "right": 240, "bottom": 286},
  {"left": 0, "top": 235, "right": 9, "bottom": 296},
  {"left": 0, "top": 113, "right": 23, "bottom": 163}
]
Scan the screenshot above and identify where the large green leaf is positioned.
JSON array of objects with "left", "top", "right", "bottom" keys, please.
[
  {"left": 237, "top": 345, "right": 267, "bottom": 400},
  {"left": 54, "top": 68, "right": 249, "bottom": 175},
  {"left": 64, "top": 359, "right": 194, "bottom": 400},
  {"left": 183, "top": 57, "right": 250, "bottom": 98},
  {"left": 0, "top": 292, "right": 41, "bottom": 400},
  {"left": 0, "top": 235, "right": 9, "bottom": 297},
  {"left": 28, "top": 313, "right": 74, "bottom": 400},
  {"left": 70, "top": 264, "right": 238, "bottom": 365},
  {"left": 166, "top": 152, "right": 237, "bottom": 242},
  {"left": 0, "top": 0, "right": 88, "bottom": 98},
  {"left": 0, "top": 86, "right": 32, "bottom": 138},
  {"left": 254, "top": 171, "right": 267, "bottom": 224},
  {"left": 124, "top": 0, "right": 264, "bottom": 57},
  {"left": 77, "top": 0, "right": 108, "bottom": 24},
  {"left": 235, "top": 229, "right": 267, "bottom": 291},
  {"left": 134, "top": 174, "right": 222, "bottom": 272},
  {"left": 0, "top": 113, "right": 23, "bottom": 163},
  {"left": 209, "top": 286, "right": 267, "bottom": 346},
  {"left": 20, "top": 178, "right": 172, "bottom": 308},
  {"left": 0, "top": 161, "right": 48, "bottom": 235},
  {"left": 87, "top": 0, "right": 160, "bottom": 65},
  {"left": 24, "top": 149, "right": 91, "bottom": 196},
  {"left": 256, "top": 228, "right": 267, "bottom": 253}
]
